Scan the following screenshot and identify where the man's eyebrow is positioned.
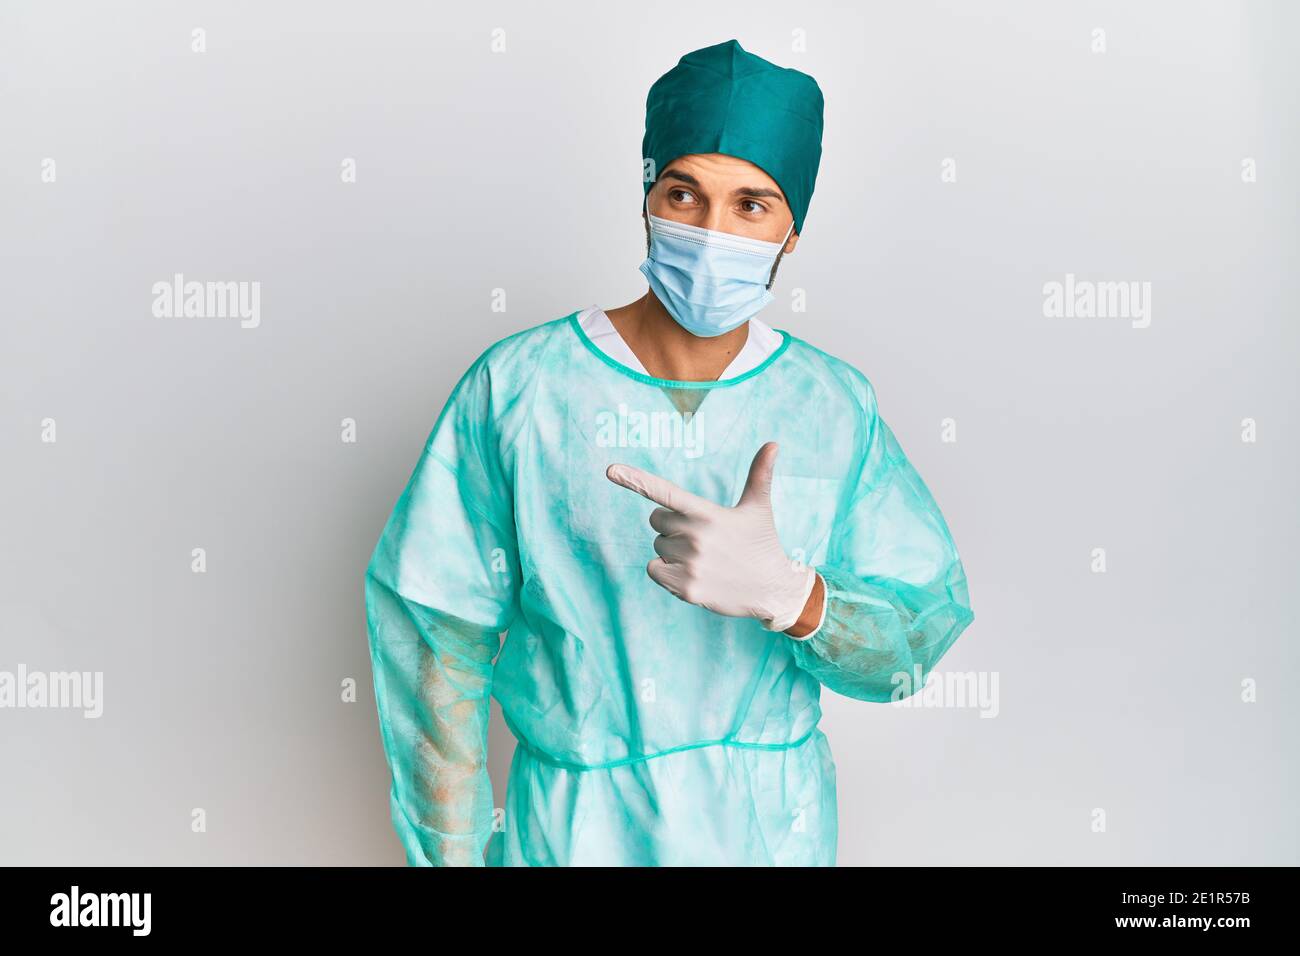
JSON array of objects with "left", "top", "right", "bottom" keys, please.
[
  {"left": 660, "top": 169, "right": 788, "bottom": 205},
  {"left": 730, "top": 186, "right": 786, "bottom": 203},
  {"left": 660, "top": 169, "right": 701, "bottom": 187}
]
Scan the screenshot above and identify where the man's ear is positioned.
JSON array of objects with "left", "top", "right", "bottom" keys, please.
[{"left": 784, "top": 231, "right": 800, "bottom": 255}]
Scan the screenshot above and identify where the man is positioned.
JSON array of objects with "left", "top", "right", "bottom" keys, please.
[{"left": 365, "top": 39, "right": 973, "bottom": 866}]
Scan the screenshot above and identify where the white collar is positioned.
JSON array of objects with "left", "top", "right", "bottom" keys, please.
[{"left": 576, "top": 306, "right": 781, "bottom": 379}]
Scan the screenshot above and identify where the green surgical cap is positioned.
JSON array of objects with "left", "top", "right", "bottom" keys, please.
[{"left": 642, "top": 39, "right": 825, "bottom": 235}]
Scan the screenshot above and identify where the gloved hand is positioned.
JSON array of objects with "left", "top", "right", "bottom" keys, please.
[{"left": 606, "top": 442, "right": 817, "bottom": 633}]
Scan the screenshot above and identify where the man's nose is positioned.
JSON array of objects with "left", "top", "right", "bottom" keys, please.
[{"left": 699, "top": 210, "right": 729, "bottom": 233}]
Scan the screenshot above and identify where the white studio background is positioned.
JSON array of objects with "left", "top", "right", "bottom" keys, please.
[{"left": 1, "top": 1, "right": 1296, "bottom": 865}]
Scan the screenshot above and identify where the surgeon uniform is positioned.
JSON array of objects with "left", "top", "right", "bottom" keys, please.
[{"left": 364, "top": 308, "right": 972, "bottom": 866}]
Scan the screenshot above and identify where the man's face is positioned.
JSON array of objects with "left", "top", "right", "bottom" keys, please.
[{"left": 647, "top": 153, "right": 799, "bottom": 254}]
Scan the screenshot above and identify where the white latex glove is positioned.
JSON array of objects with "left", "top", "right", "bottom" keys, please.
[{"left": 606, "top": 442, "right": 817, "bottom": 633}]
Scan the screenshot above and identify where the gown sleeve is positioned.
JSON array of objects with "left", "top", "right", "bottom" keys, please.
[
  {"left": 364, "top": 357, "right": 521, "bottom": 866},
  {"left": 788, "top": 379, "right": 974, "bottom": 703}
]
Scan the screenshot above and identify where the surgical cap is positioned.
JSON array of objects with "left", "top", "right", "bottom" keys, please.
[{"left": 642, "top": 39, "right": 825, "bottom": 235}]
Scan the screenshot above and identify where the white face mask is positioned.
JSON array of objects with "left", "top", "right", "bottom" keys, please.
[{"left": 638, "top": 207, "right": 794, "bottom": 338}]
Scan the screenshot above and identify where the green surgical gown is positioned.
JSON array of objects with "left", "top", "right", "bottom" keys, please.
[{"left": 364, "top": 311, "right": 974, "bottom": 866}]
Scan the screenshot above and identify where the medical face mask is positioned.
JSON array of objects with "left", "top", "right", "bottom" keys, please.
[{"left": 638, "top": 209, "right": 795, "bottom": 338}]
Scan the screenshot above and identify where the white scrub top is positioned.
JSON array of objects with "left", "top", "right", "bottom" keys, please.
[{"left": 576, "top": 305, "right": 782, "bottom": 380}]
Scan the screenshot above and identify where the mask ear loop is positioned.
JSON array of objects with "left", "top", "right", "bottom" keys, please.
[
  {"left": 642, "top": 192, "right": 653, "bottom": 257},
  {"left": 766, "top": 218, "right": 797, "bottom": 290}
]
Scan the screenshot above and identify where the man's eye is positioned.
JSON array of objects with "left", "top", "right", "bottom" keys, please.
[
  {"left": 740, "top": 200, "right": 764, "bottom": 214},
  {"left": 670, "top": 188, "right": 697, "bottom": 204}
]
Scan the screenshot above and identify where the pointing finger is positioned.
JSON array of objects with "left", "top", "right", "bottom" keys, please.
[{"left": 606, "top": 463, "right": 714, "bottom": 516}]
